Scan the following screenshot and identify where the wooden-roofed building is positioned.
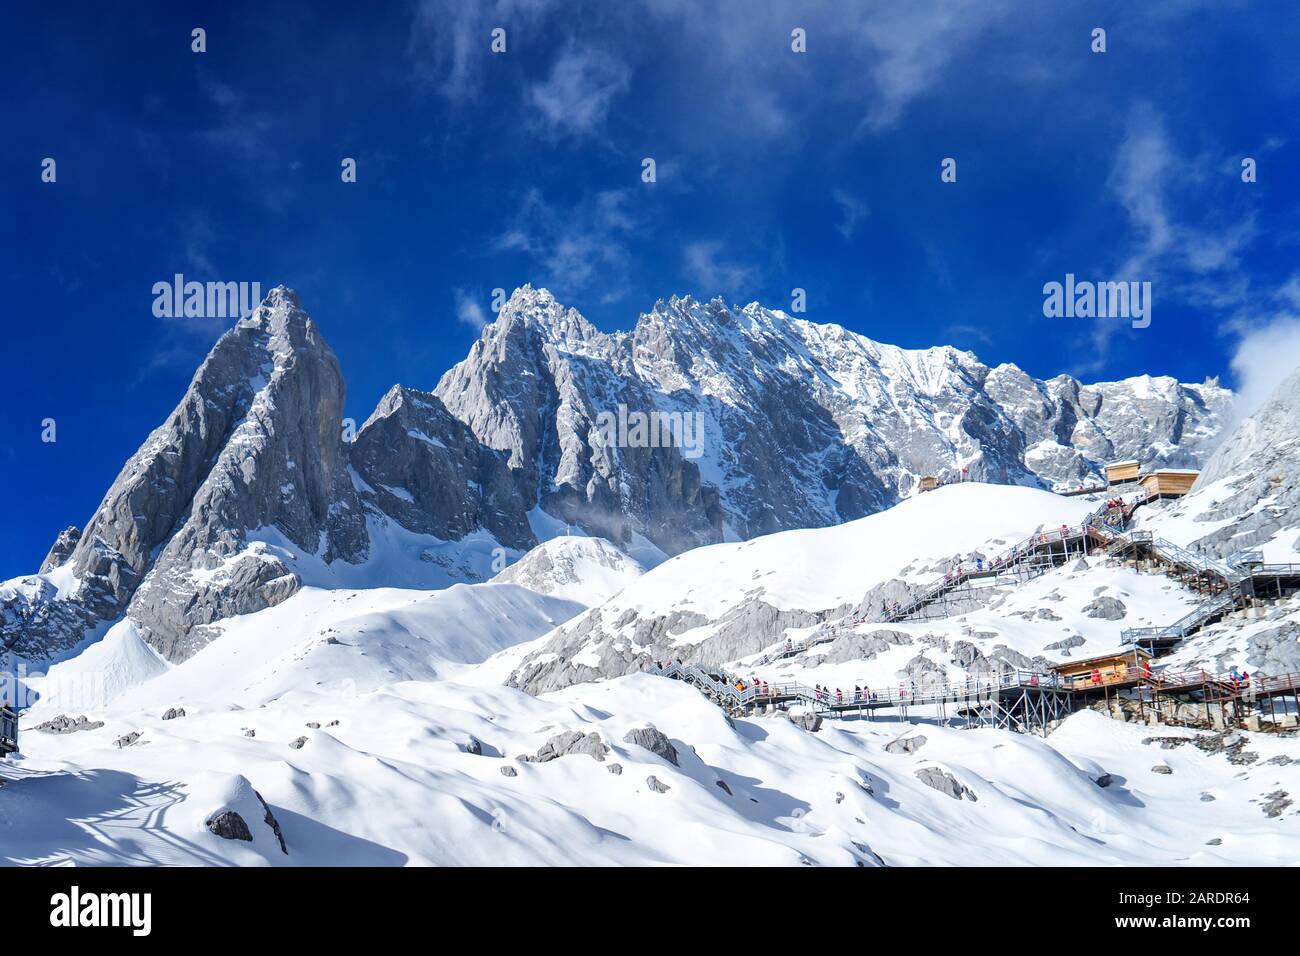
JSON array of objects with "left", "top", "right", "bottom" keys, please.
[
  {"left": 1104, "top": 459, "right": 1141, "bottom": 485},
  {"left": 1051, "top": 647, "right": 1153, "bottom": 690},
  {"left": 1138, "top": 469, "right": 1199, "bottom": 499},
  {"left": 918, "top": 475, "right": 938, "bottom": 493}
]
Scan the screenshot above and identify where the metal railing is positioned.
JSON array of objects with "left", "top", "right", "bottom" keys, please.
[
  {"left": 880, "top": 496, "right": 1136, "bottom": 625},
  {"left": 1121, "top": 588, "right": 1241, "bottom": 646}
]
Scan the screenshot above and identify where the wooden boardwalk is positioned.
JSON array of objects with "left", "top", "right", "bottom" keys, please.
[{"left": 658, "top": 659, "right": 1300, "bottom": 736}]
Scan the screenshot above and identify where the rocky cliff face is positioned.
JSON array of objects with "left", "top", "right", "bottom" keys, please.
[
  {"left": 3, "top": 284, "right": 1234, "bottom": 667},
  {"left": 439, "top": 287, "right": 1230, "bottom": 548},
  {"left": 350, "top": 385, "right": 534, "bottom": 551},
  {"left": 3, "top": 289, "right": 369, "bottom": 664},
  {"left": 123, "top": 288, "right": 369, "bottom": 661},
  {"left": 1180, "top": 364, "right": 1300, "bottom": 558}
]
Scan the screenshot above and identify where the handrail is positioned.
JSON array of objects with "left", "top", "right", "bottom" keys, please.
[
  {"left": 659, "top": 659, "right": 1300, "bottom": 720},
  {"left": 881, "top": 498, "right": 1131, "bottom": 624}
]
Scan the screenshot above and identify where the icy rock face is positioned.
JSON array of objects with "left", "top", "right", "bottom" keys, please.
[
  {"left": 124, "top": 289, "right": 368, "bottom": 663},
  {"left": 3, "top": 288, "right": 366, "bottom": 664},
  {"left": 440, "top": 287, "right": 1229, "bottom": 551},
  {"left": 491, "top": 536, "right": 645, "bottom": 603},
  {"left": 39, "top": 527, "right": 81, "bottom": 574},
  {"left": 1188, "top": 364, "right": 1300, "bottom": 558},
  {"left": 434, "top": 287, "right": 725, "bottom": 555},
  {"left": 3, "top": 283, "right": 1233, "bottom": 666},
  {"left": 350, "top": 385, "right": 535, "bottom": 550},
  {"left": 507, "top": 595, "right": 827, "bottom": 696}
]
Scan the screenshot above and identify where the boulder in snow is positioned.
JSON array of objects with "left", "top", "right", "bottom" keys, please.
[
  {"left": 1084, "top": 596, "right": 1128, "bottom": 620},
  {"left": 915, "top": 767, "right": 977, "bottom": 802},
  {"left": 622, "top": 726, "right": 679, "bottom": 766},
  {"left": 885, "top": 734, "right": 927, "bottom": 755}
]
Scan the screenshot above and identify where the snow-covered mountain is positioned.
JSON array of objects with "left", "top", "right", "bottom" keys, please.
[
  {"left": 7, "top": 474, "right": 1298, "bottom": 866},
  {"left": 3, "top": 285, "right": 1230, "bottom": 668},
  {"left": 438, "top": 286, "right": 1230, "bottom": 549}
]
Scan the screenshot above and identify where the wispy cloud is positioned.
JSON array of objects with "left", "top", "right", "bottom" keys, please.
[
  {"left": 1072, "top": 104, "right": 1258, "bottom": 375},
  {"left": 496, "top": 188, "right": 641, "bottom": 297},
  {"left": 1107, "top": 106, "right": 1255, "bottom": 282},
  {"left": 527, "top": 44, "right": 630, "bottom": 141},
  {"left": 682, "top": 240, "right": 756, "bottom": 296},
  {"left": 832, "top": 189, "right": 868, "bottom": 239},
  {"left": 453, "top": 288, "right": 489, "bottom": 330},
  {"left": 408, "top": 0, "right": 558, "bottom": 102},
  {"left": 854, "top": 0, "right": 1013, "bottom": 132}
]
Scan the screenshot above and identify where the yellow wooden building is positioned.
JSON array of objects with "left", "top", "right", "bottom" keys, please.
[
  {"left": 1051, "top": 648, "right": 1152, "bottom": 689},
  {"left": 1138, "top": 469, "right": 1199, "bottom": 499},
  {"left": 1104, "top": 459, "right": 1141, "bottom": 484}
]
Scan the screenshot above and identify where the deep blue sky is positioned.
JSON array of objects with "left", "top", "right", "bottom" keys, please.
[{"left": 3, "top": 1, "right": 1300, "bottom": 578}]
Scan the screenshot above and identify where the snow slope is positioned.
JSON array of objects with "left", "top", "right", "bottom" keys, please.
[{"left": 5, "top": 480, "right": 1297, "bottom": 867}]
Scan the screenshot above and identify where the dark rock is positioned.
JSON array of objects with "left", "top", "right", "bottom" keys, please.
[
  {"left": 254, "top": 789, "right": 288, "bottom": 854},
  {"left": 915, "top": 766, "right": 977, "bottom": 801},
  {"left": 1083, "top": 596, "right": 1127, "bottom": 620},
  {"left": 206, "top": 810, "right": 253, "bottom": 842},
  {"left": 607, "top": 763, "right": 623, "bottom": 775},
  {"left": 622, "top": 726, "right": 679, "bottom": 766},
  {"left": 1151, "top": 764, "right": 1173, "bottom": 774},
  {"left": 499, "top": 765, "right": 518, "bottom": 777},
  {"left": 646, "top": 775, "right": 670, "bottom": 793},
  {"left": 289, "top": 736, "right": 307, "bottom": 750},
  {"left": 716, "top": 779, "right": 732, "bottom": 795},
  {"left": 34, "top": 714, "right": 104, "bottom": 734},
  {"left": 885, "top": 734, "right": 927, "bottom": 755},
  {"left": 1262, "top": 790, "right": 1292, "bottom": 818},
  {"left": 162, "top": 707, "right": 186, "bottom": 721},
  {"left": 113, "top": 732, "right": 141, "bottom": 749},
  {"left": 523, "top": 730, "right": 608, "bottom": 763}
]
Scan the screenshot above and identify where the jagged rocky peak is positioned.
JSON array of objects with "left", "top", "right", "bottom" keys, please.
[
  {"left": 124, "top": 286, "right": 369, "bottom": 662},
  {"left": 350, "top": 384, "right": 535, "bottom": 550},
  {"left": 39, "top": 527, "right": 81, "bottom": 574},
  {"left": 5, "top": 282, "right": 1237, "bottom": 667},
  {"left": 1, "top": 286, "right": 373, "bottom": 665}
]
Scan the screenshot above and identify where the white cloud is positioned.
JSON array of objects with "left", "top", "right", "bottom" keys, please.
[
  {"left": 832, "top": 189, "right": 868, "bottom": 239},
  {"left": 527, "top": 45, "right": 630, "bottom": 140},
  {"left": 1107, "top": 105, "right": 1255, "bottom": 282},
  {"left": 854, "top": 0, "right": 1012, "bottom": 132},
  {"left": 454, "top": 289, "right": 489, "bottom": 330},
  {"left": 682, "top": 240, "right": 756, "bottom": 296},
  {"left": 496, "top": 189, "right": 640, "bottom": 296},
  {"left": 408, "top": 0, "right": 558, "bottom": 101},
  {"left": 1070, "top": 104, "right": 1259, "bottom": 375},
  {"left": 1227, "top": 276, "right": 1300, "bottom": 420}
]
